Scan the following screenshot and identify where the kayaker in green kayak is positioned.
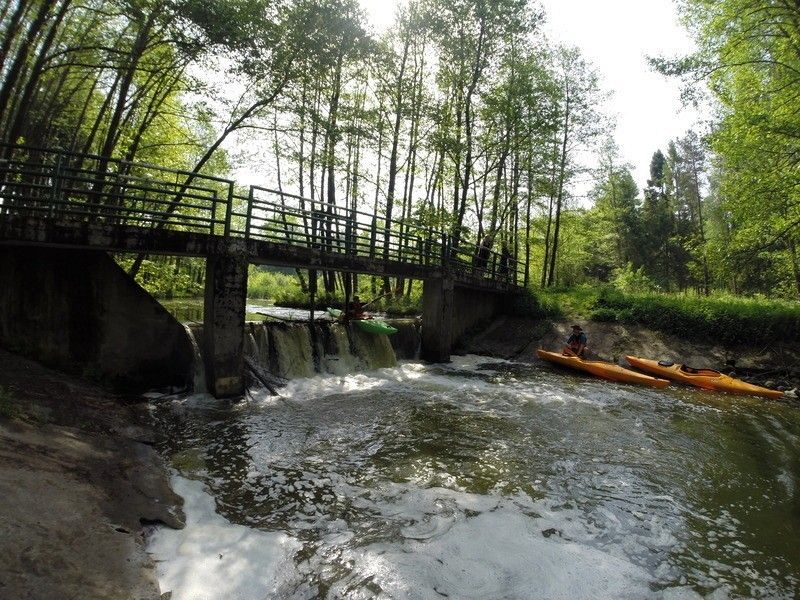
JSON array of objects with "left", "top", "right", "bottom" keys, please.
[
  {"left": 346, "top": 296, "right": 367, "bottom": 321},
  {"left": 563, "top": 324, "right": 588, "bottom": 358}
]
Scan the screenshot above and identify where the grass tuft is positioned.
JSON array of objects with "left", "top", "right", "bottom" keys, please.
[
  {"left": 0, "top": 386, "right": 19, "bottom": 419},
  {"left": 593, "top": 289, "right": 800, "bottom": 346}
]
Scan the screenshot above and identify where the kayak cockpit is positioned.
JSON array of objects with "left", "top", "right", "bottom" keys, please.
[{"left": 679, "top": 365, "right": 722, "bottom": 378}]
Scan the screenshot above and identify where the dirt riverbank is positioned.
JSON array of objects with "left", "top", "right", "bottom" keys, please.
[
  {"left": 0, "top": 349, "right": 184, "bottom": 599},
  {"left": 460, "top": 316, "right": 800, "bottom": 394}
]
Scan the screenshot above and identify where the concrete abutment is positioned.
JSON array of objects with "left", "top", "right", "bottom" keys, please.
[
  {"left": 421, "top": 278, "right": 454, "bottom": 362},
  {"left": 421, "top": 276, "right": 514, "bottom": 362},
  {"left": 0, "top": 246, "right": 193, "bottom": 390}
]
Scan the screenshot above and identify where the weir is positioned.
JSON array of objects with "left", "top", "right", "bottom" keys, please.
[
  {"left": 200, "top": 264, "right": 511, "bottom": 395},
  {"left": 187, "top": 321, "right": 402, "bottom": 389}
]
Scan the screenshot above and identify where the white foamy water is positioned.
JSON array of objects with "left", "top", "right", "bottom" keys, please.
[
  {"left": 150, "top": 477, "right": 657, "bottom": 599},
  {"left": 148, "top": 475, "right": 301, "bottom": 600},
  {"left": 148, "top": 356, "right": 800, "bottom": 599}
]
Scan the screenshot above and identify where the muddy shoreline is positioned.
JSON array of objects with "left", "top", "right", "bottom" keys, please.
[{"left": 0, "top": 349, "right": 184, "bottom": 599}]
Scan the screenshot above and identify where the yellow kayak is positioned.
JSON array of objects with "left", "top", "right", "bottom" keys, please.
[
  {"left": 625, "top": 356, "right": 784, "bottom": 399},
  {"left": 537, "top": 350, "right": 670, "bottom": 388}
]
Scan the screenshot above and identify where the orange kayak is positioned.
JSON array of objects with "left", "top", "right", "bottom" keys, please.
[
  {"left": 625, "top": 356, "right": 784, "bottom": 399},
  {"left": 537, "top": 350, "right": 670, "bottom": 388}
]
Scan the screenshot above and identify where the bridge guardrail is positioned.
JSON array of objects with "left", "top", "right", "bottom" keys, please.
[
  {"left": 0, "top": 144, "right": 229, "bottom": 235},
  {"left": 0, "top": 143, "right": 524, "bottom": 286}
]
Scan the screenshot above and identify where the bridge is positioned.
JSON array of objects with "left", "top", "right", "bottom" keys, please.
[{"left": 0, "top": 144, "right": 523, "bottom": 396}]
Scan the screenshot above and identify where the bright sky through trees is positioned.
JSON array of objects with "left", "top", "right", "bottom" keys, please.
[{"left": 358, "top": 0, "right": 705, "bottom": 189}]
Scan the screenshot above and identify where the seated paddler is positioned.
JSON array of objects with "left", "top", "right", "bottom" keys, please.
[
  {"left": 347, "top": 295, "right": 366, "bottom": 321},
  {"left": 563, "top": 324, "right": 588, "bottom": 358}
]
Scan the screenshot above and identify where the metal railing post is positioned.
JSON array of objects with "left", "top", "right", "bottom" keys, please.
[
  {"left": 209, "top": 190, "right": 217, "bottom": 235},
  {"left": 245, "top": 186, "right": 254, "bottom": 241},
  {"left": 50, "top": 151, "right": 63, "bottom": 218},
  {"left": 224, "top": 181, "right": 234, "bottom": 238}
]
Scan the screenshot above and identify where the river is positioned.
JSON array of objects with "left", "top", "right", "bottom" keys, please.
[{"left": 147, "top": 355, "right": 800, "bottom": 599}]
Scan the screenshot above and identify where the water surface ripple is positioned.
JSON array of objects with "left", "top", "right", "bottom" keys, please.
[{"left": 150, "top": 356, "right": 800, "bottom": 599}]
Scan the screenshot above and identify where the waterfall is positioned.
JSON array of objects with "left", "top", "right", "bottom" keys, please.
[
  {"left": 244, "top": 320, "right": 401, "bottom": 382},
  {"left": 245, "top": 330, "right": 259, "bottom": 359},
  {"left": 186, "top": 320, "right": 405, "bottom": 390},
  {"left": 184, "top": 325, "right": 206, "bottom": 394},
  {"left": 351, "top": 327, "right": 397, "bottom": 370},
  {"left": 319, "top": 324, "right": 360, "bottom": 375},
  {"left": 385, "top": 319, "right": 421, "bottom": 360},
  {"left": 268, "top": 323, "right": 315, "bottom": 379},
  {"left": 255, "top": 325, "right": 269, "bottom": 365}
]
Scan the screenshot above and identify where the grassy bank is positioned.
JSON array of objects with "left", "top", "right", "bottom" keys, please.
[{"left": 536, "top": 286, "right": 800, "bottom": 347}]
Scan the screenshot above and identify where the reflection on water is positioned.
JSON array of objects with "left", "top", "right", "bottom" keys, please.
[
  {"left": 159, "top": 298, "right": 391, "bottom": 324},
  {"left": 149, "top": 356, "right": 800, "bottom": 598},
  {"left": 158, "top": 299, "right": 315, "bottom": 323}
]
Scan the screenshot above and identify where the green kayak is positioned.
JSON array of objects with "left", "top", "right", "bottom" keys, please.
[
  {"left": 326, "top": 307, "right": 397, "bottom": 335},
  {"left": 354, "top": 319, "right": 398, "bottom": 335}
]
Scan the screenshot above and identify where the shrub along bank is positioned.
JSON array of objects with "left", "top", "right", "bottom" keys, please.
[
  {"left": 536, "top": 286, "right": 800, "bottom": 348},
  {"left": 592, "top": 290, "right": 800, "bottom": 347}
]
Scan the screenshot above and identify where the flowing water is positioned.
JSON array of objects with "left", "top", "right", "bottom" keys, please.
[{"left": 147, "top": 356, "right": 800, "bottom": 599}]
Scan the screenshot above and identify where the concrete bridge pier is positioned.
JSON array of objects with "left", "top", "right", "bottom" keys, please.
[
  {"left": 203, "top": 250, "right": 248, "bottom": 397},
  {"left": 421, "top": 277, "right": 454, "bottom": 362}
]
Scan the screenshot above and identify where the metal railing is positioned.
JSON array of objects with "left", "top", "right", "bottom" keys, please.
[
  {"left": 0, "top": 143, "right": 524, "bottom": 286},
  {"left": 0, "top": 144, "right": 231, "bottom": 235}
]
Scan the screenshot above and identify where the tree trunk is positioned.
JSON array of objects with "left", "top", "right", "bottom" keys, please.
[
  {"left": 383, "top": 33, "right": 411, "bottom": 293},
  {"left": 0, "top": 0, "right": 59, "bottom": 139},
  {"left": 0, "top": 0, "right": 32, "bottom": 78},
  {"left": 323, "top": 50, "right": 343, "bottom": 295},
  {"left": 788, "top": 237, "right": 800, "bottom": 300},
  {"left": 546, "top": 88, "right": 571, "bottom": 288},
  {"left": 540, "top": 138, "right": 559, "bottom": 288},
  {"left": 4, "top": 0, "right": 73, "bottom": 146}
]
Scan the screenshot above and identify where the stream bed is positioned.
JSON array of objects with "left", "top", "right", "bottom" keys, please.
[{"left": 147, "top": 356, "right": 800, "bottom": 599}]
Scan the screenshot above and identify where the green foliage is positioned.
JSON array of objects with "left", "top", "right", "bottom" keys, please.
[
  {"left": 536, "top": 285, "right": 602, "bottom": 318},
  {"left": 270, "top": 275, "right": 424, "bottom": 316},
  {"left": 511, "top": 289, "right": 562, "bottom": 319},
  {"left": 611, "top": 263, "right": 657, "bottom": 294},
  {"left": 248, "top": 268, "right": 302, "bottom": 300},
  {"left": 540, "top": 284, "right": 800, "bottom": 347},
  {"left": 655, "top": 0, "right": 800, "bottom": 299},
  {"left": 115, "top": 256, "right": 205, "bottom": 299},
  {"left": 589, "top": 307, "right": 617, "bottom": 323},
  {"left": 378, "top": 296, "right": 423, "bottom": 317},
  {"left": 594, "top": 289, "right": 800, "bottom": 346}
]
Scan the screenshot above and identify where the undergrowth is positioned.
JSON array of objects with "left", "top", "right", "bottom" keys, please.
[
  {"left": 592, "top": 289, "right": 800, "bottom": 346},
  {"left": 273, "top": 286, "right": 423, "bottom": 316},
  {"left": 538, "top": 286, "right": 800, "bottom": 346}
]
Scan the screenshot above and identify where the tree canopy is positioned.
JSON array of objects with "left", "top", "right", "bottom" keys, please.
[{"left": 1, "top": 0, "right": 795, "bottom": 299}]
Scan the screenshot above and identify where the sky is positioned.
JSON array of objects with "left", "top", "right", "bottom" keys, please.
[{"left": 357, "top": 0, "right": 708, "bottom": 192}]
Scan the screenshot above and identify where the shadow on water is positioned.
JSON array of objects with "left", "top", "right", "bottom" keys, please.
[{"left": 149, "top": 357, "right": 800, "bottom": 598}]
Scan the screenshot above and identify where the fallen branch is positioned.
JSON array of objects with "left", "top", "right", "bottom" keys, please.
[{"left": 244, "top": 355, "right": 278, "bottom": 395}]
